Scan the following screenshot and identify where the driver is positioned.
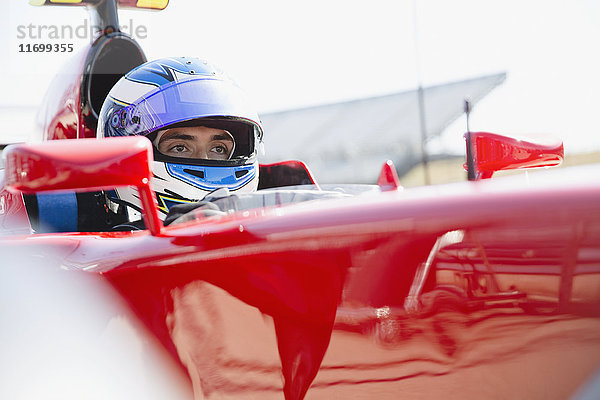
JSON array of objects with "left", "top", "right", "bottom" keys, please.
[{"left": 96, "top": 56, "right": 264, "bottom": 228}]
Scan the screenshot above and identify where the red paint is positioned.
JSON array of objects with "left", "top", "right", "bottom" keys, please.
[
  {"left": 34, "top": 43, "right": 91, "bottom": 142},
  {"left": 2, "top": 158, "right": 599, "bottom": 398},
  {"left": 465, "top": 131, "right": 564, "bottom": 179},
  {"left": 3, "top": 137, "right": 163, "bottom": 235},
  {"left": 377, "top": 160, "right": 402, "bottom": 191},
  {"left": 4, "top": 137, "right": 153, "bottom": 193}
]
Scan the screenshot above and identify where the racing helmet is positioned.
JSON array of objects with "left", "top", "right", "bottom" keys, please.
[{"left": 97, "top": 57, "right": 263, "bottom": 220}]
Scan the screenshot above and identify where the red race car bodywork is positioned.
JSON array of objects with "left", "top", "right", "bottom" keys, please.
[
  {"left": 1, "top": 2, "right": 599, "bottom": 399},
  {"left": 1, "top": 136, "right": 598, "bottom": 399}
]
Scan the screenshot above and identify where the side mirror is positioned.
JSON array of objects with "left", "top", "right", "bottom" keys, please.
[
  {"left": 465, "top": 132, "right": 564, "bottom": 180},
  {"left": 3, "top": 137, "right": 163, "bottom": 235}
]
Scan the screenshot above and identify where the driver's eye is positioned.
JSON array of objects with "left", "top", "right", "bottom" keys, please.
[
  {"left": 207, "top": 144, "right": 230, "bottom": 160},
  {"left": 171, "top": 144, "right": 188, "bottom": 153}
]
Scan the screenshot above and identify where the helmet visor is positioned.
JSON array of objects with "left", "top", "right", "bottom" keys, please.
[{"left": 113, "top": 78, "right": 261, "bottom": 139}]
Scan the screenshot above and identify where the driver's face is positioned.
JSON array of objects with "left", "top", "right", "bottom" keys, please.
[{"left": 154, "top": 126, "right": 235, "bottom": 160}]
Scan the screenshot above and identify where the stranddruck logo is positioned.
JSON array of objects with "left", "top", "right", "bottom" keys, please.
[{"left": 16, "top": 19, "right": 148, "bottom": 41}]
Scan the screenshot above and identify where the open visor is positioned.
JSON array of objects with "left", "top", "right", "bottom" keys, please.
[
  {"left": 153, "top": 127, "right": 236, "bottom": 160},
  {"left": 111, "top": 78, "right": 262, "bottom": 141}
]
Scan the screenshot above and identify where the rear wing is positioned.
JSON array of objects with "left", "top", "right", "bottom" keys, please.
[
  {"left": 29, "top": 0, "right": 169, "bottom": 11},
  {"left": 29, "top": 0, "right": 168, "bottom": 39}
]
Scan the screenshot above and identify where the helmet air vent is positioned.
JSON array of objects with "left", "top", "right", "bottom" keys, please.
[{"left": 183, "top": 169, "right": 204, "bottom": 179}]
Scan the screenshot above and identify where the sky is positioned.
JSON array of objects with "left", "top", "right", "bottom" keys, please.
[{"left": 1, "top": 0, "right": 599, "bottom": 156}]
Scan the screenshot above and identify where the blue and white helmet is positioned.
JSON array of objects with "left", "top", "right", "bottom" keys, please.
[{"left": 97, "top": 57, "right": 263, "bottom": 220}]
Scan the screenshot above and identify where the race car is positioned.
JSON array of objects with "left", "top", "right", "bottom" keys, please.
[{"left": 1, "top": 1, "right": 599, "bottom": 399}]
